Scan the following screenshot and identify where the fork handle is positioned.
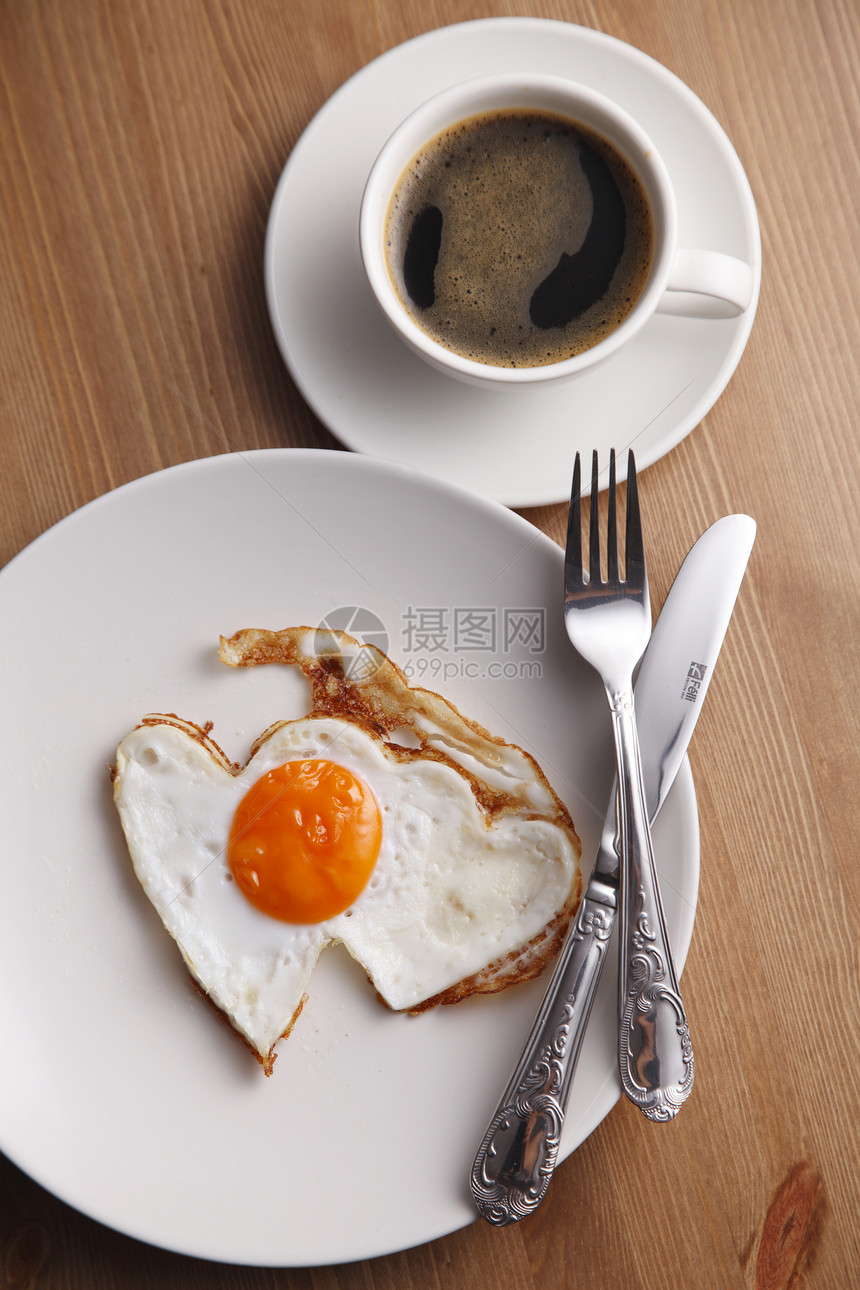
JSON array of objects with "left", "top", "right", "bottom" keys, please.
[{"left": 611, "top": 688, "right": 694, "bottom": 1120}]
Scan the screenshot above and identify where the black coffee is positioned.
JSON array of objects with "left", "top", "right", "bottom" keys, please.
[{"left": 384, "top": 109, "right": 654, "bottom": 368}]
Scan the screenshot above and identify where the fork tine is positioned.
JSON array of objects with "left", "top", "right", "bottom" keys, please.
[
  {"left": 565, "top": 452, "right": 583, "bottom": 587},
  {"left": 589, "top": 450, "right": 600, "bottom": 585},
  {"left": 625, "top": 451, "right": 644, "bottom": 580},
  {"left": 607, "top": 449, "right": 619, "bottom": 584}
]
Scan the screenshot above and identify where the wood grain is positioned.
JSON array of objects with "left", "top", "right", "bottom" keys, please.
[{"left": 1, "top": 0, "right": 859, "bottom": 1286}]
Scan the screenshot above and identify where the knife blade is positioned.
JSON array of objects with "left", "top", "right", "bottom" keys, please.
[{"left": 470, "top": 513, "right": 756, "bottom": 1226}]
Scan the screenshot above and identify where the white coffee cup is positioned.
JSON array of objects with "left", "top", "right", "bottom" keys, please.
[{"left": 359, "top": 74, "right": 755, "bottom": 389}]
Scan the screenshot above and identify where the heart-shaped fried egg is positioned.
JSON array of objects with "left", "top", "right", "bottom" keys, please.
[{"left": 112, "top": 628, "right": 582, "bottom": 1074}]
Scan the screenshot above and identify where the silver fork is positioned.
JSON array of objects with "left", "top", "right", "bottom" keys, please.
[{"left": 566, "top": 449, "right": 693, "bottom": 1121}]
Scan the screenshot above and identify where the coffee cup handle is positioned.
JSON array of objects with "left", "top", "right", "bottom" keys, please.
[{"left": 657, "top": 249, "right": 755, "bottom": 319}]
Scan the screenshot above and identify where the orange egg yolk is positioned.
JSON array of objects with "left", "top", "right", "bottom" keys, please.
[{"left": 227, "top": 759, "right": 382, "bottom": 923}]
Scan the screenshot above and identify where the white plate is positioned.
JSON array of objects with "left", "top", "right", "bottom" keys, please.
[
  {"left": 0, "top": 450, "right": 698, "bottom": 1265},
  {"left": 266, "top": 19, "right": 760, "bottom": 508}
]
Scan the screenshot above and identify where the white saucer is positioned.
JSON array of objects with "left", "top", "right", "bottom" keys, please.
[{"left": 265, "top": 19, "right": 761, "bottom": 507}]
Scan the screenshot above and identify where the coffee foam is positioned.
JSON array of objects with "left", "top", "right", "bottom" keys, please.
[{"left": 384, "top": 110, "right": 653, "bottom": 368}]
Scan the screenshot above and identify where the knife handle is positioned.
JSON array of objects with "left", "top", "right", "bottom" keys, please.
[
  {"left": 613, "top": 697, "right": 695, "bottom": 1120},
  {"left": 470, "top": 881, "right": 616, "bottom": 1225}
]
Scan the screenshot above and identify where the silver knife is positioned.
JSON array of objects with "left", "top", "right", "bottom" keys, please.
[{"left": 470, "top": 513, "right": 756, "bottom": 1225}]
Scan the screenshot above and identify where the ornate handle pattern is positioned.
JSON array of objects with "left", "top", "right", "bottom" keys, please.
[
  {"left": 470, "top": 889, "right": 615, "bottom": 1225},
  {"left": 612, "top": 690, "right": 694, "bottom": 1120}
]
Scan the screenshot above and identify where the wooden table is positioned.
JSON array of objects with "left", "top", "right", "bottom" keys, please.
[{"left": 1, "top": 1, "right": 858, "bottom": 1286}]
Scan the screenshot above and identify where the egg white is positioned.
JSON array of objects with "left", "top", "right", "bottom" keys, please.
[{"left": 114, "top": 714, "right": 579, "bottom": 1071}]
